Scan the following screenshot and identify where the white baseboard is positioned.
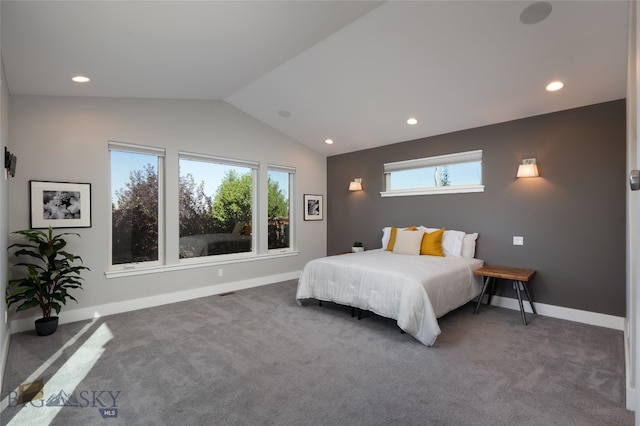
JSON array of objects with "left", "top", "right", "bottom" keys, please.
[
  {"left": 624, "top": 319, "right": 636, "bottom": 411},
  {"left": 0, "top": 325, "right": 10, "bottom": 392},
  {"left": 626, "top": 386, "right": 636, "bottom": 412},
  {"left": 484, "top": 294, "right": 625, "bottom": 330},
  {"left": 11, "top": 274, "right": 623, "bottom": 333},
  {"left": 9, "top": 270, "right": 301, "bottom": 334}
]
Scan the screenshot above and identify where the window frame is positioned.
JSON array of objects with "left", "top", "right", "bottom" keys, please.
[
  {"left": 381, "top": 149, "right": 484, "bottom": 197},
  {"left": 105, "top": 147, "right": 301, "bottom": 279},
  {"left": 108, "top": 140, "right": 166, "bottom": 270},
  {"left": 177, "top": 151, "right": 259, "bottom": 263},
  {"left": 267, "top": 164, "right": 295, "bottom": 254}
]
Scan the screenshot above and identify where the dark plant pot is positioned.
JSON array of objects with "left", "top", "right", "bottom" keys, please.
[{"left": 35, "top": 317, "right": 59, "bottom": 336}]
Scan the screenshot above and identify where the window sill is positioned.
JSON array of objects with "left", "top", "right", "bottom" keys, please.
[
  {"left": 380, "top": 185, "right": 484, "bottom": 197},
  {"left": 105, "top": 250, "right": 299, "bottom": 279}
]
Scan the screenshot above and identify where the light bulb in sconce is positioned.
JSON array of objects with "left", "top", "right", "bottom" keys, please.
[
  {"left": 349, "top": 178, "right": 363, "bottom": 191},
  {"left": 517, "top": 158, "right": 539, "bottom": 178}
]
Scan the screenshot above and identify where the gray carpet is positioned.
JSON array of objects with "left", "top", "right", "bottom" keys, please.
[{"left": 1, "top": 279, "right": 634, "bottom": 425}]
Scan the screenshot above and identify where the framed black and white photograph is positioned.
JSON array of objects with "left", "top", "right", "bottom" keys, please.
[
  {"left": 303, "top": 194, "right": 323, "bottom": 221},
  {"left": 30, "top": 180, "right": 92, "bottom": 228}
]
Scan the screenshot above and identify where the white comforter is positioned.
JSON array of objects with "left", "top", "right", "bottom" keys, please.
[{"left": 296, "top": 249, "right": 483, "bottom": 346}]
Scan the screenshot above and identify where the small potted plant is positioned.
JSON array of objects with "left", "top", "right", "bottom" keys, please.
[
  {"left": 351, "top": 241, "right": 364, "bottom": 253},
  {"left": 5, "top": 227, "right": 89, "bottom": 336}
]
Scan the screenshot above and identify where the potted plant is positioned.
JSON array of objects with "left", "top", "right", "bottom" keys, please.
[
  {"left": 352, "top": 241, "right": 364, "bottom": 253},
  {"left": 5, "top": 227, "right": 89, "bottom": 336}
]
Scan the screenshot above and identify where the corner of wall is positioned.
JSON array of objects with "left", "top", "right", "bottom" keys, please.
[{"left": 0, "top": 52, "right": 10, "bottom": 392}]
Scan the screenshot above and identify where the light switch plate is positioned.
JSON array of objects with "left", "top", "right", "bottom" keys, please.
[{"left": 513, "top": 236, "right": 524, "bottom": 246}]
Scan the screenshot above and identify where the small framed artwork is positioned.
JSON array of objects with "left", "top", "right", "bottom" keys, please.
[
  {"left": 30, "top": 180, "right": 92, "bottom": 228},
  {"left": 304, "top": 194, "right": 323, "bottom": 221}
]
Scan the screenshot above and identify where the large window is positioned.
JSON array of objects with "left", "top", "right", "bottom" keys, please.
[
  {"left": 268, "top": 166, "right": 294, "bottom": 251},
  {"left": 109, "top": 141, "right": 165, "bottom": 267},
  {"left": 178, "top": 152, "right": 258, "bottom": 259},
  {"left": 108, "top": 145, "right": 298, "bottom": 276},
  {"left": 382, "top": 150, "right": 484, "bottom": 196}
]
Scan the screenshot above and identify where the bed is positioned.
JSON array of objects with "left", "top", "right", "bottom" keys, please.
[{"left": 296, "top": 227, "right": 483, "bottom": 346}]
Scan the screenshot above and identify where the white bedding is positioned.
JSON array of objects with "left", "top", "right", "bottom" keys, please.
[{"left": 296, "top": 249, "right": 483, "bottom": 346}]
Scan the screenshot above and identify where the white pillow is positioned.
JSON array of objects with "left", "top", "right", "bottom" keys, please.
[
  {"left": 420, "top": 227, "right": 465, "bottom": 257},
  {"left": 381, "top": 227, "right": 392, "bottom": 249},
  {"left": 461, "top": 233, "right": 478, "bottom": 258},
  {"left": 392, "top": 230, "right": 424, "bottom": 255}
]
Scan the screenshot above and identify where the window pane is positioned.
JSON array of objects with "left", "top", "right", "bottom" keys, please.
[
  {"left": 390, "top": 161, "right": 481, "bottom": 190},
  {"left": 390, "top": 167, "right": 438, "bottom": 190},
  {"left": 268, "top": 170, "right": 290, "bottom": 250},
  {"left": 179, "top": 158, "right": 253, "bottom": 259},
  {"left": 111, "top": 150, "right": 160, "bottom": 265}
]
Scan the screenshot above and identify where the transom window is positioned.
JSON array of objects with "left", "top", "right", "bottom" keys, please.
[{"left": 382, "top": 150, "right": 484, "bottom": 197}]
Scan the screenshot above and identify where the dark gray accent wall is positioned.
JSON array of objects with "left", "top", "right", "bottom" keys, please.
[{"left": 327, "top": 100, "right": 626, "bottom": 316}]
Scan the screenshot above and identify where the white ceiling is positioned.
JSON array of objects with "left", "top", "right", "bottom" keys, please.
[{"left": 1, "top": 1, "right": 629, "bottom": 156}]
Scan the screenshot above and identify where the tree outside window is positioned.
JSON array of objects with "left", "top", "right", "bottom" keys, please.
[
  {"left": 111, "top": 150, "right": 162, "bottom": 265},
  {"left": 268, "top": 170, "right": 290, "bottom": 250}
]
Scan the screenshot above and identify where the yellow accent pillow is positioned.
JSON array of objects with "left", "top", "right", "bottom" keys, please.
[
  {"left": 386, "top": 227, "right": 397, "bottom": 251},
  {"left": 386, "top": 226, "right": 418, "bottom": 251},
  {"left": 421, "top": 228, "right": 444, "bottom": 256}
]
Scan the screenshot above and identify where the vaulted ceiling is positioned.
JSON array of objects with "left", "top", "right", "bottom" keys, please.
[{"left": 1, "top": 1, "right": 629, "bottom": 156}]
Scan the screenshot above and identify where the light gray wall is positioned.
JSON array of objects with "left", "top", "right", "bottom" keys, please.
[
  {"left": 6, "top": 95, "right": 326, "bottom": 321},
  {"left": 0, "top": 56, "right": 10, "bottom": 386},
  {"left": 327, "top": 100, "right": 626, "bottom": 317}
]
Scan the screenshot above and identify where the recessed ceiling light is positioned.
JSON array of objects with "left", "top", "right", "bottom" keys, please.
[
  {"left": 72, "top": 75, "right": 91, "bottom": 83},
  {"left": 546, "top": 81, "right": 564, "bottom": 92},
  {"left": 520, "top": 1, "right": 552, "bottom": 25},
  {"left": 406, "top": 117, "right": 418, "bottom": 126},
  {"left": 325, "top": 139, "right": 334, "bottom": 145}
]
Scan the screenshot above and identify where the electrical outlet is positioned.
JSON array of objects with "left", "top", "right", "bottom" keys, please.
[
  {"left": 513, "top": 236, "right": 524, "bottom": 246},
  {"left": 218, "top": 268, "right": 223, "bottom": 277}
]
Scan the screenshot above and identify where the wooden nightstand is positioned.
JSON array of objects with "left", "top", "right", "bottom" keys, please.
[{"left": 473, "top": 265, "right": 537, "bottom": 325}]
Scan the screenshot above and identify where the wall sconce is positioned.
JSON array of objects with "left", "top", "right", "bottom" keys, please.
[
  {"left": 349, "top": 178, "right": 363, "bottom": 191},
  {"left": 4, "top": 147, "right": 16, "bottom": 178},
  {"left": 516, "top": 158, "right": 539, "bottom": 178}
]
